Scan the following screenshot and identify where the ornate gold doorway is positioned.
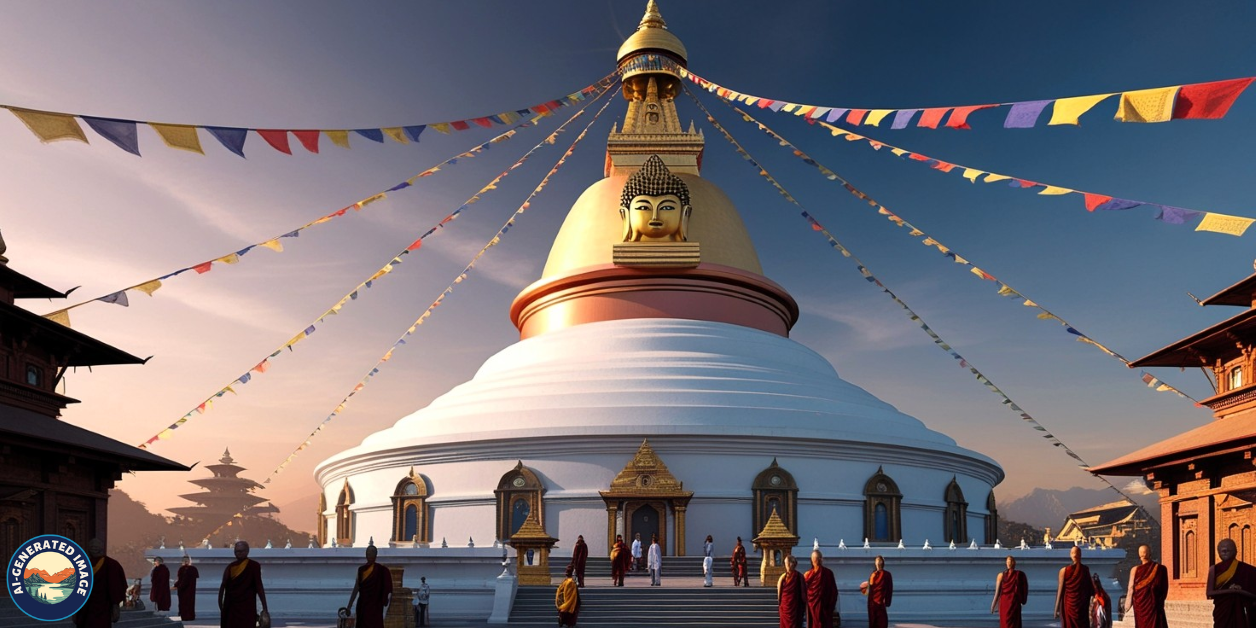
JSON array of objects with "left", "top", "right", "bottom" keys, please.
[{"left": 600, "top": 440, "right": 693, "bottom": 555}]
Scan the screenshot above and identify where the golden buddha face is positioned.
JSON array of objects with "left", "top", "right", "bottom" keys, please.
[{"left": 625, "top": 193, "right": 688, "bottom": 242}]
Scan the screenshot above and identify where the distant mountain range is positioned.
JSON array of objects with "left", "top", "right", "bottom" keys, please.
[
  {"left": 1001, "top": 486, "right": 1160, "bottom": 530},
  {"left": 23, "top": 567, "right": 75, "bottom": 584}
]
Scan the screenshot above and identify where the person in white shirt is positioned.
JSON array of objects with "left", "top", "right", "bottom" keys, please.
[
  {"left": 648, "top": 535, "right": 663, "bottom": 586},
  {"left": 703, "top": 535, "right": 715, "bottom": 587},
  {"left": 631, "top": 533, "right": 643, "bottom": 572},
  {"left": 414, "top": 576, "right": 431, "bottom": 626}
]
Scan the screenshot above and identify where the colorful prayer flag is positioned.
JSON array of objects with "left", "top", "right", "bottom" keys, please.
[
  {"left": 256, "top": 130, "right": 292, "bottom": 155},
  {"left": 945, "top": 104, "right": 997, "bottom": 130},
  {"left": 1114, "top": 86, "right": 1180, "bottom": 123},
  {"left": 1195, "top": 212, "right": 1256, "bottom": 236},
  {"left": 206, "top": 127, "right": 248, "bottom": 157},
  {"left": 150, "top": 123, "right": 204, "bottom": 154},
  {"left": 1048, "top": 94, "right": 1112, "bottom": 126},
  {"left": 292, "top": 130, "right": 320, "bottom": 153},
  {"left": 917, "top": 108, "right": 950, "bottom": 129},
  {"left": 1003, "top": 100, "right": 1050, "bottom": 129},
  {"left": 81, "top": 117, "right": 140, "bottom": 156},
  {"left": 8, "top": 108, "right": 88, "bottom": 143},
  {"left": 1173, "top": 77, "right": 1255, "bottom": 120}
]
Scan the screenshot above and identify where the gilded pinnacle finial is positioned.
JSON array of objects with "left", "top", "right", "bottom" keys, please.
[{"left": 639, "top": 0, "right": 666, "bottom": 30}]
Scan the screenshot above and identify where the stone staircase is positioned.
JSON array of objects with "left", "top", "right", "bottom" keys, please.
[
  {"left": 509, "top": 585, "right": 778, "bottom": 627},
  {"left": 1163, "top": 600, "right": 1214, "bottom": 628},
  {"left": 0, "top": 596, "right": 184, "bottom": 628},
  {"left": 549, "top": 556, "right": 728, "bottom": 583}
]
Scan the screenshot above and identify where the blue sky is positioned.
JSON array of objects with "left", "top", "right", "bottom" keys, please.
[{"left": 4, "top": 1, "right": 1254, "bottom": 521}]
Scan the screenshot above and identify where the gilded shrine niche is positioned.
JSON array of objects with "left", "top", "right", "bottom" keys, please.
[
  {"left": 752, "top": 459, "right": 798, "bottom": 536},
  {"left": 985, "top": 490, "right": 999, "bottom": 544},
  {"left": 316, "top": 493, "right": 327, "bottom": 547},
  {"left": 335, "top": 480, "right": 354, "bottom": 546},
  {"left": 600, "top": 440, "right": 693, "bottom": 555},
  {"left": 391, "top": 469, "right": 431, "bottom": 545},
  {"left": 495, "top": 462, "right": 546, "bottom": 543}
]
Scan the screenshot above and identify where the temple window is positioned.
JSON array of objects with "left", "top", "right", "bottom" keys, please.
[
  {"left": 335, "top": 481, "right": 354, "bottom": 546},
  {"left": 495, "top": 462, "right": 545, "bottom": 543},
  {"left": 863, "top": 467, "right": 902, "bottom": 542},
  {"left": 752, "top": 459, "right": 799, "bottom": 536},
  {"left": 25, "top": 364, "right": 40, "bottom": 387},
  {"left": 1230, "top": 366, "right": 1244, "bottom": 390},
  {"left": 391, "top": 472, "right": 430, "bottom": 544},
  {"left": 944, "top": 478, "right": 969, "bottom": 544}
]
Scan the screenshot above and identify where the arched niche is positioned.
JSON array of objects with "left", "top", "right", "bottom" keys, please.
[
  {"left": 984, "top": 490, "right": 998, "bottom": 544},
  {"left": 494, "top": 461, "right": 546, "bottom": 542},
  {"left": 391, "top": 469, "right": 431, "bottom": 544},
  {"left": 752, "top": 458, "right": 798, "bottom": 536},
  {"left": 944, "top": 477, "right": 969, "bottom": 544},
  {"left": 863, "top": 467, "right": 902, "bottom": 542},
  {"left": 336, "top": 480, "right": 355, "bottom": 546}
]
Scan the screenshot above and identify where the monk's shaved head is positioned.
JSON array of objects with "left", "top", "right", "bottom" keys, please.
[{"left": 1219, "top": 539, "right": 1238, "bottom": 561}]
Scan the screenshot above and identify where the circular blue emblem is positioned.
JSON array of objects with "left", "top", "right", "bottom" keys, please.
[{"left": 6, "top": 535, "right": 94, "bottom": 621}]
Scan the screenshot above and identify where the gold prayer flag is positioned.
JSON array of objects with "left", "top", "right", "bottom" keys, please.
[
  {"left": 962, "top": 168, "right": 983, "bottom": 182},
  {"left": 865, "top": 110, "right": 894, "bottom": 126},
  {"left": 260, "top": 239, "right": 284, "bottom": 252},
  {"left": 1195, "top": 212, "right": 1255, "bottom": 236},
  {"left": 134, "top": 280, "right": 163, "bottom": 296},
  {"left": 150, "top": 123, "right": 204, "bottom": 154},
  {"left": 216, "top": 253, "right": 240, "bottom": 264},
  {"left": 1115, "top": 86, "right": 1179, "bottom": 123},
  {"left": 431, "top": 123, "right": 451, "bottom": 134},
  {"left": 890, "top": 148, "right": 908, "bottom": 157},
  {"left": 1048, "top": 94, "right": 1113, "bottom": 126},
  {"left": 324, "top": 130, "right": 351, "bottom": 148},
  {"left": 983, "top": 173, "right": 1010, "bottom": 183},
  {"left": 1038, "top": 186, "right": 1073, "bottom": 195},
  {"left": 9, "top": 108, "right": 88, "bottom": 143},
  {"left": 44, "top": 310, "right": 71, "bottom": 327},
  {"left": 382, "top": 127, "right": 409, "bottom": 144}
]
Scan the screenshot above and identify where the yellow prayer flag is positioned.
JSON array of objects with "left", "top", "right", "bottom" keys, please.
[
  {"left": 983, "top": 173, "right": 1010, "bottom": 183},
  {"left": 431, "top": 123, "right": 452, "bottom": 134},
  {"left": 324, "top": 130, "right": 351, "bottom": 148},
  {"left": 744, "top": 97, "right": 759, "bottom": 107},
  {"left": 134, "top": 280, "right": 162, "bottom": 296},
  {"left": 997, "top": 285, "right": 1018, "bottom": 297},
  {"left": 1022, "top": 299, "right": 1039, "bottom": 308},
  {"left": 149, "top": 123, "right": 204, "bottom": 154},
  {"left": 1196, "top": 212, "right": 1256, "bottom": 237},
  {"left": 1114, "top": 86, "right": 1179, "bottom": 123},
  {"left": 1038, "top": 186, "right": 1074, "bottom": 195},
  {"left": 381, "top": 127, "right": 409, "bottom": 144},
  {"left": 360, "top": 193, "right": 386, "bottom": 208},
  {"left": 865, "top": 110, "right": 894, "bottom": 126},
  {"left": 44, "top": 310, "right": 71, "bottom": 327},
  {"left": 1037, "top": 311, "right": 1058, "bottom": 320},
  {"left": 260, "top": 239, "right": 284, "bottom": 252},
  {"left": 1048, "top": 93, "right": 1113, "bottom": 126},
  {"left": 908, "top": 228, "right": 924, "bottom": 237},
  {"left": 8, "top": 108, "right": 89, "bottom": 143},
  {"left": 962, "top": 168, "right": 983, "bottom": 183},
  {"left": 782, "top": 103, "right": 798, "bottom": 113},
  {"left": 1155, "top": 384, "right": 1174, "bottom": 392},
  {"left": 157, "top": 429, "right": 174, "bottom": 440},
  {"left": 820, "top": 122, "right": 848, "bottom": 137},
  {"left": 286, "top": 333, "right": 305, "bottom": 348},
  {"left": 890, "top": 148, "right": 908, "bottom": 157},
  {"left": 216, "top": 253, "right": 240, "bottom": 264}
]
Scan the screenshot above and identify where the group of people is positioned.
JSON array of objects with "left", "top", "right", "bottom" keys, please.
[{"left": 774, "top": 550, "right": 888, "bottom": 628}]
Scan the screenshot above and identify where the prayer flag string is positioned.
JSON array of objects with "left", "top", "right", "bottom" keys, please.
[
  {"left": 134, "top": 83, "right": 619, "bottom": 450},
  {"left": 795, "top": 117, "right": 1255, "bottom": 236},
  {"left": 716, "top": 98, "right": 1202, "bottom": 406},
  {"left": 680, "top": 68, "right": 1254, "bottom": 132},
  {"left": 5, "top": 74, "right": 619, "bottom": 158},
  {"left": 197, "top": 88, "right": 621, "bottom": 543},
  {"left": 685, "top": 85, "right": 1141, "bottom": 502}
]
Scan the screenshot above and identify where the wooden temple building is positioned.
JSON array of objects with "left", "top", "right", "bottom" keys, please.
[
  {"left": 1092, "top": 269, "right": 1256, "bottom": 604},
  {"left": 0, "top": 231, "right": 185, "bottom": 560},
  {"left": 169, "top": 447, "right": 278, "bottom": 523}
]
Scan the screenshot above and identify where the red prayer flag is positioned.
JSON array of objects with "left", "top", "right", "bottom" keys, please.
[
  {"left": 1172, "top": 77, "right": 1255, "bottom": 120},
  {"left": 472, "top": 117, "right": 493, "bottom": 128},
  {"left": 256, "top": 130, "right": 292, "bottom": 155},
  {"left": 1083, "top": 193, "right": 1113, "bottom": 212},
  {"left": 908, "top": 153, "right": 930, "bottom": 162},
  {"left": 451, "top": 120, "right": 471, "bottom": 131},
  {"left": 1014, "top": 179, "right": 1038, "bottom": 189},
  {"left": 931, "top": 161, "right": 956, "bottom": 172},
  {"left": 846, "top": 109, "right": 869, "bottom": 125},
  {"left": 292, "top": 130, "right": 320, "bottom": 153},
  {"left": 917, "top": 108, "right": 950, "bottom": 129},
  {"left": 811, "top": 222, "right": 823, "bottom": 231},
  {"left": 945, "top": 104, "right": 998, "bottom": 129},
  {"left": 758, "top": 99, "right": 774, "bottom": 109},
  {"left": 407, "top": 238, "right": 423, "bottom": 251},
  {"left": 192, "top": 261, "right": 213, "bottom": 274}
]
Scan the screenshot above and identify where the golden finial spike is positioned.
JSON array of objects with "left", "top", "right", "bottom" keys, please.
[{"left": 639, "top": 0, "right": 666, "bottom": 30}]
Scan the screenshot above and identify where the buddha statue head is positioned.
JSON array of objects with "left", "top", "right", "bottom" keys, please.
[{"left": 619, "top": 155, "right": 692, "bottom": 242}]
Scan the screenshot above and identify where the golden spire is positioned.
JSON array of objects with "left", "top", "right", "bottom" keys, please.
[{"left": 639, "top": 0, "right": 666, "bottom": 30}]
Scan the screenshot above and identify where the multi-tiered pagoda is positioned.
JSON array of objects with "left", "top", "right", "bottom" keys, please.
[{"left": 170, "top": 448, "right": 277, "bottom": 522}]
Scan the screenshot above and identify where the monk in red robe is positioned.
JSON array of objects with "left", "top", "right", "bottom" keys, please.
[
  {"left": 990, "top": 555, "right": 1028, "bottom": 628},
  {"left": 861, "top": 555, "right": 892, "bottom": 628},
  {"left": 175, "top": 555, "right": 199, "bottom": 621},
  {"left": 804, "top": 550, "right": 839, "bottom": 628},
  {"left": 731, "top": 537, "right": 749, "bottom": 587},
  {"left": 74, "top": 538, "right": 127, "bottom": 628},
  {"left": 1124, "top": 545, "right": 1167, "bottom": 628},
  {"left": 218, "top": 541, "right": 268, "bottom": 628},
  {"left": 1053, "top": 546, "right": 1093, "bottom": 628},
  {"left": 609, "top": 535, "right": 628, "bottom": 587},
  {"left": 570, "top": 535, "right": 589, "bottom": 588},
  {"left": 776, "top": 555, "right": 804, "bottom": 628},
  {"left": 1206, "top": 539, "right": 1256, "bottom": 628},
  {"left": 347, "top": 545, "right": 393, "bottom": 628},
  {"left": 149, "top": 556, "right": 171, "bottom": 614}
]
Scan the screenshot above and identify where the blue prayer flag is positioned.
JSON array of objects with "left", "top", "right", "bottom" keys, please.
[
  {"left": 82, "top": 116, "right": 140, "bottom": 156},
  {"left": 206, "top": 127, "right": 248, "bottom": 157}
]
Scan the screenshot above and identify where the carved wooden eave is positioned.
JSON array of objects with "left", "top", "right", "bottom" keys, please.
[{"left": 599, "top": 439, "right": 693, "bottom": 501}]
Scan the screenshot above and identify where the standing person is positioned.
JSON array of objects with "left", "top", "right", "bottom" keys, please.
[
  {"left": 125, "top": 578, "right": 143, "bottom": 609},
  {"left": 804, "top": 550, "right": 839, "bottom": 628},
  {"left": 647, "top": 535, "right": 662, "bottom": 586},
  {"left": 1123, "top": 544, "right": 1167, "bottom": 628},
  {"left": 555, "top": 565, "right": 580, "bottom": 628},
  {"left": 346, "top": 545, "right": 393, "bottom": 628},
  {"left": 414, "top": 577, "right": 430, "bottom": 627},
  {"left": 631, "top": 533, "right": 643, "bottom": 573},
  {"left": 1089, "top": 574, "right": 1112, "bottom": 628},
  {"left": 570, "top": 536, "right": 589, "bottom": 588},
  {"left": 731, "top": 537, "right": 748, "bottom": 587},
  {"left": 990, "top": 555, "right": 1028, "bottom": 628},
  {"left": 218, "top": 540, "right": 269, "bottom": 628},
  {"left": 861, "top": 555, "right": 892, "bottom": 628},
  {"left": 609, "top": 535, "right": 628, "bottom": 587},
  {"left": 74, "top": 538, "right": 126, "bottom": 628},
  {"left": 1206, "top": 538, "right": 1256, "bottom": 628},
  {"left": 149, "top": 556, "right": 172, "bottom": 616},
  {"left": 1054, "top": 546, "right": 1094, "bottom": 628},
  {"left": 175, "top": 555, "right": 200, "bottom": 621},
  {"left": 702, "top": 535, "right": 715, "bottom": 588},
  {"left": 776, "top": 555, "right": 805, "bottom": 628}
]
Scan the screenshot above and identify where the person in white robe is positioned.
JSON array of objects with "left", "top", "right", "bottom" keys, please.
[
  {"left": 703, "top": 535, "right": 715, "bottom": 587},
  {"left": 631, "top": 534, "right": 643, "bottom": 572},
  {"left": 648, "top": 536, "right": 663, "bottom": 586}
]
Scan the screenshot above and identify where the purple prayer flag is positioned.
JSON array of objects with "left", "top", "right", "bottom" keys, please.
[
  {"left": 1003, "top": 100, "right": 1050, "bottom": 129},
  {"left": 768, "top": 101, "right": 787, "bottom": 112},
  {"left": 355, "top": 129, "right": 385, "bottom": 143},
  {"left": 387, "top": 182, "right": 411, "bottom": 192},
  {"left": 404, "top": 125, "right": 426, "bottom": 142},
  {"left": 82, "top": 116, "right": 140, "bottom": 156},
  {"left": 516, "top": 109, "right": 531, "bottom": 117},
  {"left": 304, "top": 325, "right": 316, "bottom": 336},
  {"left": 98, "top": 291, "right": 129, "bottom": 307},
  {"left": 282, "top": 230, "right": 300, "bottom": 238},
  {"left": 1095, "top": 198, "right": 1144, "bottom": 211},
  {"left": 825, "top": 108, "right": 849, "bottom": 123},
  {"left": 238, "top": 373, "right": 251, "bottom": 384},
  {"left": 206, "top": 127, "right": 248, "bottom": 158},
  {"left": 1154, "top": 205, "right": 1204, "bottom": 224},
  {"left": 891, "top": 109, "right": 919, "bottom": 129}
]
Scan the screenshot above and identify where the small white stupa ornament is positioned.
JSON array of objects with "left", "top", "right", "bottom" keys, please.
[
  {"left": 922, "top": 539, "right": 932, "bottom": 550},
  {"left": 264, "top": 539, "right": 273, "bottom": 549},
  {"left": 158, "top": 537, "right": 165, "bottom": 549},
  {"left": 331, "top": 538, "right": 338, "bottom": 548},
  {"left": 368, "top": 537, "right": 375, "bottom": 547},
  {"left": 838, "top": 539, "right": 847, "bottom": 550},
  {"left": 813, "top": 538, "right": 820, "bottom": 551},
  {"left": 1045, "top": 540, "right": 1053, "bottom": 550},
  {"left": 284, "top": 538, "right": 292, "bottom": 549},
  {"left": 1018, "top": 538, "right": 1029, "bottom": 550},
  {"left": 969, "top": 540, "right": 979, "bottom": 550},
  {"left": 412, "top": 536, "right": 420, "bottom": 548},
  {"left": 994, "top": 539, "right": 1002, "bottom": 549},
  {"left": 863, "top": 538, "right": 870, "bottom": 549},
  {"left": 308, "top": 538, "right": 316, "bottom": 549},
  {"left": 468, "top": 537, "right": 475, "bottom": 548},
  {"left": 948, "top": 540, "right": 956, "bottom": 550},
  {"left": 178, "top": 539, "right": 185, "bottom": 551},
  {"left": 896, "top": 540, "right": 905, "bottom": 550}
]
